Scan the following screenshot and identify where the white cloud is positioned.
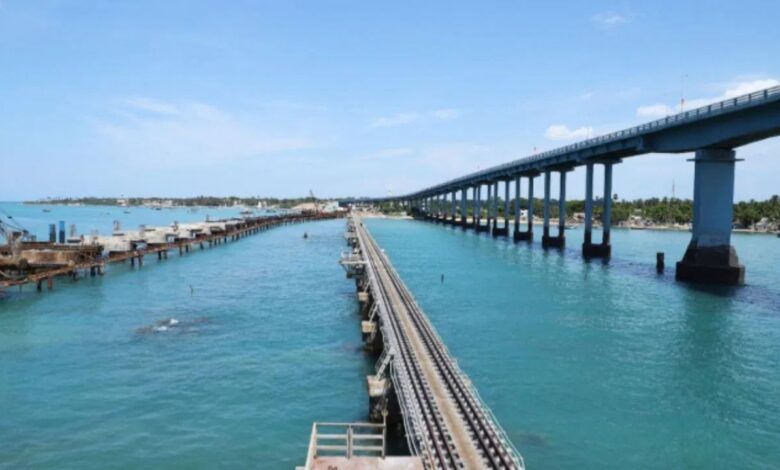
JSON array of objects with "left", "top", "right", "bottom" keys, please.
[
  {"left": 94, "top": 97, "right": 314, "bottom": 166},
  {"left": 635, "top": 78, "right": 780, "bottom": 119},
  {"left": 430, "top": 108, "right": 461, "bottom": 120},
  {"left": 636, "top": 103, "right": 674, "bottom": 118},
  {"left": 371, "top": 112, "right": 421, "bottom": 128},
  {"left": 544, "top": 124, "right": 594, "bottom": 141},
  {"left": 591, "top": 12, "right": 629, "bottom": 27},
  {"left": 122, "top": 96, "right": 180, "bottom": 115},
  {"left": 722, "top": 79, "right": 780, "bottom": 99},
  {"left": 370, "top": 108, "right": 462, "bottom": 128}
]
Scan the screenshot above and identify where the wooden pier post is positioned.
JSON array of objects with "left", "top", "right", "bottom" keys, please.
[{"left": 47, "top": 277, "right": 53, "bottom": 290}]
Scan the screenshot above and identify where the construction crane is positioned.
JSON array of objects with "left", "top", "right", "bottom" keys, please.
[
  {"left": 0, "top": 216, "right": 28, "bottom": 260},
  {"left": 309, "top": 189, "right": 321, "bottom": 214}
]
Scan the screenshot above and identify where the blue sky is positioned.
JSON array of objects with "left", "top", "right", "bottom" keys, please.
[{"left": 1, "top": 1, "right": 779, "bottom": 201}]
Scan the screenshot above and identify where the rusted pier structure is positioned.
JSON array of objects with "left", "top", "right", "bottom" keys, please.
[
  {"left": 0, "top": 213, "right": 341, "bottom": 294},
  {"left": 302, "top": 216, "right": 523, "bottom": 470}
]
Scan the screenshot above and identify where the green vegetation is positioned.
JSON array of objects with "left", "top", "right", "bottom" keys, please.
[{"left": 385, "top": 195, "right": 780, "bottom": 228}]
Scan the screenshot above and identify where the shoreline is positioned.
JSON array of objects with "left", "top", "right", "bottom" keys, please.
[{"left": 366, "top": 213, "right": 779, "bottom": 236}]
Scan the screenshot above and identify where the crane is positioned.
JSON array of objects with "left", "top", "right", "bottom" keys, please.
[{"left": 309, "top": 189, "right": 321, "bottom": 214}]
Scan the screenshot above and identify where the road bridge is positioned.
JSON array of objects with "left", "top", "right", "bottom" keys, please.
[
  {"left": 303, "top": 216, "right": 523, "bottom": 469},
  {"left": 366, "top": 85, "right": 780, "bottom": 285}
]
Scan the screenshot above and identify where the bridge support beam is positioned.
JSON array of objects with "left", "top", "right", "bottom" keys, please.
[
  {"left": 473, "top": 185, "right": 481, "bottom": 230},
  {"left": 543, "top": 170, "right": 567, "bottom": 249},
  {"left": 481, "top": 183, "right": 493, "bottom": 233},
  {"left": 460, "top": 187, "right": 468, "bottom": 229},
  {"left": 676, "top": 148, "right": 745, "bottom": 285},
  {"left": 450, "top": 190, "right": 456, "bottom": 224},
  {"left": 514, "top": 175, "right": 535, "bottom": 242},
  {"left": 583, "top": 162, "right": 615, "bottom": 258},
  {"left": 493, "top": 180, "right": 510, "bottom": 237}
]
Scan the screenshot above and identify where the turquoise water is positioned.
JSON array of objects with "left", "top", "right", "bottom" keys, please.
[
  {"left": 1, "top": 203, "right": 369, "bottom": 469},
  {"left": 366, "top": 218, "right": 780, "bottom": 469},
  {"left": 2, "top": 203, "right": 779, "bottom": 469}
]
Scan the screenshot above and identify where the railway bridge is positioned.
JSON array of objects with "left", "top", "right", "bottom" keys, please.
[
  {"left": 365, "top": 85, "right": 780, "bottom": 286},
  {"left": 300, "top": 216, "right": 523, "bottom": 470}
]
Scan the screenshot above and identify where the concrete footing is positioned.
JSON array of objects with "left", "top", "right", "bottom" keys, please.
[
  {"left": 361, "top": 321, "right": 383, "bottom": 352},
  {"left": 542, "top": 235, "right": 565, "bottom": 249},
  {"left": 675, "top": 243, "right": 745, "bottom": 285},
  {"left": 492, "top": 226, "right": 509, "bottom": 237},
  {"left": 582, "top": 242, "right": 611, "bottom": 258},
  {"left": 513, "top": 230, "right": 533, "bottom": 242}
]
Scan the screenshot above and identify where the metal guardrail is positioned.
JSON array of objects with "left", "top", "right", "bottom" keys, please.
[
  {"left": 310, "top": 422, "right": 386, "bottom": 458},
  {"left": 400, "top": 85, "right": 780, "bottom": 197}
]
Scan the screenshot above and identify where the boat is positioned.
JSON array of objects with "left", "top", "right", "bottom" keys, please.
[{"left": 42, "top": 209, "right": 51, "bottom": 213}]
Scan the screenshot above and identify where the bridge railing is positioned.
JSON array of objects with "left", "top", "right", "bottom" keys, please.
[
  {"left": 306, "top": 422, "right": 386, "bottom": 461},
  {"left": 409, "top": 84, "right": 780, "bottom": 196}
]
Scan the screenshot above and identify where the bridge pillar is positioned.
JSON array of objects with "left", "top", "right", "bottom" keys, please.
[
  {"left": 543, "top": 170, "right": 567, "bottom": 249},
  {"left": 503, "top": 179, "right": 510, "bottom": 229},
  {"left": 493, "top": 180, "right": 510, "bottom": 237},
  {"left": 460, "top": 187, "right": 468, "bottom": 228},
  {"left": 525, "top": 175, "right": 535, "bottom": 240},
  {"left": 513, "top": 176, "right": 521, "bottom": 235},
  {"left": 582, "top": 162, "right": 614, "bottom": 258},
  {"left": 542, "top": 171, "right": 551, "bottom": 241},
  {"left": 495, "top": 181, "right": 501, "bottom": 231},
  {"left": 676, "top": 148, "right": 745, "bottom": 285},
  {"left": 450, "top": 191, "right": 456, "bottom": 223},
  {"left": 474, "top": 185, "right": 482, "bottom": 229},
  {"left": 485, "top": 183, "right": 493, "bottom": 233}
]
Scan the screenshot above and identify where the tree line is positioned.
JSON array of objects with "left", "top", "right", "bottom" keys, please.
[{"left": 382, "top": 195, "right": 780, "bottom": 228}]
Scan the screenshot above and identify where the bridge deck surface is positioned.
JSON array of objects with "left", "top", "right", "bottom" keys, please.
[{"left": 361, "top": 221, "right": 490, "bottom": 469}]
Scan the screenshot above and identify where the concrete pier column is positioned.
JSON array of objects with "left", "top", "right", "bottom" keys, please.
[
  {"left": 493, "top": 181, "right": 499, "bottom": 231},
  {"left": 543, "top": 170, "right": 566, "bottom": 249},
  {"left": 474, "top": 185, "right": 481, "bottom": 228},
  {"left": 527, "top": 176, "right": 535, "bottom": 234},
  {"left": 450, "top": 191, "right": 456, "bottom": 222},
  {"left": 514, "top": 176, "right": 521, "bottom": 233},
  {"left": 584, "top": 163, "right": 594, "bottom": 246},
  {"left": 460, "top": 187, "right": 468, "bottom": 228},
  {"left": 487, "top": 183, "right": 493, "bottom": 232},
  {"left": 603, "top": 162, "right": 613, "bottom": 246},
  {"left": 582, "top": 162, "right": 612, "bottom": 258},
  {"left": 542, "top": 171, "right": 551, "bottom": 240},
  {"left": 558, "top": 171, "right": 567, "bottom": 237},
  {"left": 676, "top": 148, "right": 745, "bottom": 285},
  {"left": 504, "top": 180, "right": 510, "bottom": 229}
]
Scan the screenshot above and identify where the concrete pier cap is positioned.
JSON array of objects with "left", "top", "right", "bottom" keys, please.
[{"left": 676, "top": 148, "right": 745, "bottom": 285}]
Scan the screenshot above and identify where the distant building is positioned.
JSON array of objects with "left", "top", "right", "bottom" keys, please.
[{"left": 321, "top": 201, "right": 342, "bottom": 213}]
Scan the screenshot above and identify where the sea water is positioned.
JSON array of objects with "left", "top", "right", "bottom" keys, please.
[{"left": 1, "top": 202, "right": 779, "bottom": 469}]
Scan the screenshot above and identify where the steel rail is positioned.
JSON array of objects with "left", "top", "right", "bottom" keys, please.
[
  {"left": 384, "top": 256, "right": 521, "bottom": 469},
  {"left": 365, "top": 232, "right": 512, "bottom": 468},
  {"left": 358, "top": 218, "right": 524, "bottom": 469},
  {"left": 355, "top": 220, "right": 462, "bottom": 469}
]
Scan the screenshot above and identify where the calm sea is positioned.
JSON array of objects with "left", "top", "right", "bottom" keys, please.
[{"left": 1, "top": 202, "right": 779, "bottom": 469}]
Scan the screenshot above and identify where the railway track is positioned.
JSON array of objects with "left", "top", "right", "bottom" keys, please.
[{"left": 354, "top": 217, "right": 523, "bottom": 469}]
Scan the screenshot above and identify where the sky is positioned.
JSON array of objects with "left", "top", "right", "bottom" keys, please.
[{"left": 1, "top": 0, "right": 779, "bottom": 201}]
